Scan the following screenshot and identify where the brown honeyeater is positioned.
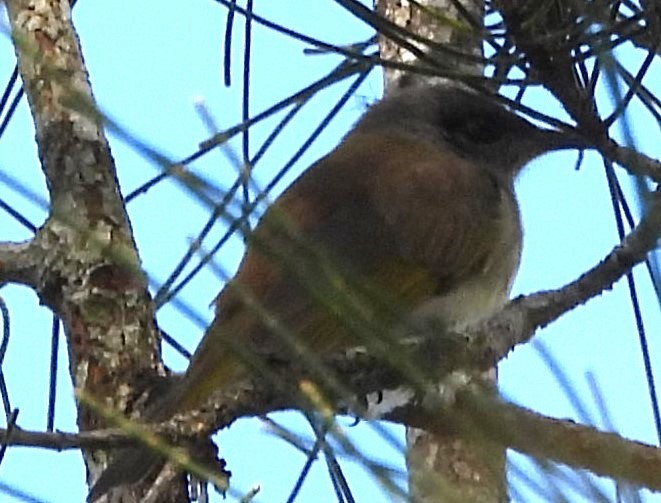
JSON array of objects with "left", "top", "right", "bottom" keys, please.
[{"left": 88, "top": 84, "right": 585, "bottom": 501}]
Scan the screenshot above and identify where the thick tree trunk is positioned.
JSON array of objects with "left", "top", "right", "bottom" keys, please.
[{"left": 5, "top": 0, "right": 171, "bottom": 500}]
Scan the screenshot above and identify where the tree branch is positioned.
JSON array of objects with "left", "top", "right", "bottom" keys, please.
[
  {"left": 466, "top": 188, "right": 661, "bottom": 370},
  {"left": 4, "top": 375, "right": 661, "bottom": 493},
  {"left": 5, "top": 0, "right": 162, "bottom": 495},
  {"left": 393, "top": 385, "right": 661, "bottom": 492},
  {"left": 0, "top": 239, "right": 42, "bottom": 287},
  {"left": 0, "top": 426, "right": 136, "bottom": 450},
  {"left": 606, "top": 142, "right": 661, "bottom": 184}
]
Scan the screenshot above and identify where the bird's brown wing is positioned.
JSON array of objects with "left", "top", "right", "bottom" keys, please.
[
  {"left": 87, "top": 132, "right": 512, "bottom": 502},
  {"left": 179, "top": 132, "right": 508, "bottom": 408}
]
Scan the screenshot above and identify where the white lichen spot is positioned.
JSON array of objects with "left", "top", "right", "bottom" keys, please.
[
  {"left": 41, "top": 20, "right": 61, "bottom": 40},
  {"left": 66, "top": 73, "right": 102, "bottom": 142},
  {"left": 365, "top": 387, "right": 415, "bottom": 419},
  {"left": 121, "top": 323, "right": 136, "bottom": 338},
  {"left": 14, "top": 11, "right": 28, "bottom": 29},
  {"left": 92, "top": 222, "right": 113, "bottom": 246},
  {"left": 55, "top": 36, "right": 72, "bottom": 52},
  {"left": 117, "top": 383, "right": 132, "bottom": 405},
  {"left": 50, "top": 202, "right": 82, "bottom": 238},
  {"left": 31, "top": 0, "right": 50, "bottom": 14},
  {"left": 20, "top": 12, "right": 42, "bottom": 31},
  {"left": 75, "top": 359, "right": 89, "bottom": 385},
  {"left": 424, "top": 439, "right": 439, "bottom": 468},
  {"left": 57, "top": 0, "right": 72, "bottom": 21},
  {"left": 70, "top": 110, "right": 101, "bottom": 141},
  {"left": 434, "top": 371, "right": 471, "bottom": 405}
]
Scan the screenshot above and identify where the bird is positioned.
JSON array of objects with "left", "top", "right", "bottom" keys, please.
[{"left": 88, "top": 83, "right": 586, "bottom": 501}]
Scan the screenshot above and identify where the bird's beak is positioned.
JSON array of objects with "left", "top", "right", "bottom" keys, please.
[{"left": 537, "top": 128, "right": 591, "bottom": 153}]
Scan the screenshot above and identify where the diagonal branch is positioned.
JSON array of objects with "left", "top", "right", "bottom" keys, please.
[
  {"left": 606, "top": 143, "right": 661, "bottom": 184},
  {"left": 392, "top": 384, "right": 661, "bottom": 492}
]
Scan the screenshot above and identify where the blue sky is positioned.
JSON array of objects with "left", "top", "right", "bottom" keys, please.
[{"left": 0, "top": 1, "right": 659, "bottom": 502}]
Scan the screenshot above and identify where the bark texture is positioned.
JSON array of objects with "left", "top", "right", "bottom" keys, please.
[{"left": 5, "top": 0, "right": 166, "bottom": 499}]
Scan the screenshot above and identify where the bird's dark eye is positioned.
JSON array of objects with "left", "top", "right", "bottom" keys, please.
[{"left": 442, "top": 114, "right": 504, "bottom": 144}]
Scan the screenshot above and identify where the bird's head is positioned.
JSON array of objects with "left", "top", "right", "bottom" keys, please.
[{"left": 355, "top": 85, "right": 588, "bottom": 177}]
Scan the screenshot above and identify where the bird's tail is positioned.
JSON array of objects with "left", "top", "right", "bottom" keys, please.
[
  {"left": 86, "top": 378, "right": 187, "bottom": 502},
  {"left": 87, "top": 446, "right": 163, "bottom": 502},
  {"left": 87, "top": 352, "right": 244, "bottom": 501}
]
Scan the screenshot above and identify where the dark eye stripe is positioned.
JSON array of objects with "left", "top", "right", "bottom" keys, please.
[{"left": 440, "top": 115, "right": 504, "bottom": 145}]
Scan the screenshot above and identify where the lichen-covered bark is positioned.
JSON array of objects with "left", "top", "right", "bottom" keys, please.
[
  {"left": 375, "top": 0, "right": 484, "bottom": 89},
  {"left": 5, "top": 0, "right": 163, "bottom": 494}
]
